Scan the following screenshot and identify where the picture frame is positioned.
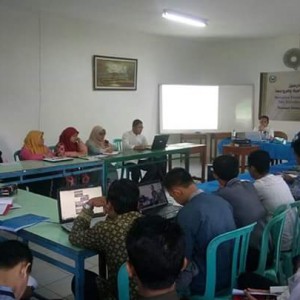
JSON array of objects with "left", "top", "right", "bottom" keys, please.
[{"left": 93, "top": 55, "right": 138, "bottom": 90}]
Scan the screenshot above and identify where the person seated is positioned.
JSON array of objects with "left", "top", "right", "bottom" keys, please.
[
  {"left": 283, "top": 132, "right": 300, "bottom": 200},
  {"left": 56, "top": 127, "right": 87, "bottom": 158},
  {"left": 248, "top": 150, "right": 295, "bottom": 251},
  {"left": 163, "top": 167, "right": 236, "bottom": 296},
  {"left": 69, "top": 179, "right": 142, "bottom": 300},
  {"left": 126, "top": 215, "right": 185, "bottom": 299},
  {"left": 122, "top": 119, "right": 165, "bottom": 183},
  {"left": 19, "top": 130, "right": 54, "bottom": 196},
  {"left": 212, "top": 155, "right": 267, "bottom": 254},
  {"left": 86, "top": 125, "right": 118, "bottom": 186},
  {"left": 54, "top": 127, "right": 89, "bottom": 189},
  {"left": 253, "top": 115, "right": 274, "bottom": 140},
  {"left": 0, "top": 240, "right": 33, "bottom": 300},
  {"left": 86, "top": 125, "right": 115, "bottom": 155},
  {"left": 19, "top": 130, "right": 54, "bottom": 160}
]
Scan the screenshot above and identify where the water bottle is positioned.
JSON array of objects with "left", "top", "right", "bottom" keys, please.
[{"left": 231, "top": 129, "right": 236, "bottom": 141}]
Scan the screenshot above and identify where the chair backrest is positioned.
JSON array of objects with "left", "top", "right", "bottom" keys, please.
[
  {"left": 203, "top": 222, "right": 256, "bottom": 300},
  {"left": 289, "top": 202, "right": 300, "bottom": 257},
  {"left": 113, "top": 138, "right": 123, "bottom": 152},
  {"left": 256, "top": 210, "right": 287, "bottom": 281},
  {"left": 274, "top": 131, "right": 288, "bottom": 140},
  {"left": 118, "top": 262, "right": 130, "bottom": 300},
  {"left": 13, "top": 150, "right": 21, "bottom": 161}
]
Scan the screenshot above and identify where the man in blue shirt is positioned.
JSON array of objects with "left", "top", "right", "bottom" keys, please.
[
  {"left": 0, "top": 240, "right": 33, "bottom": 300},
  {"left": 163, "top": 168, "right": 236, "bottom": 295}
]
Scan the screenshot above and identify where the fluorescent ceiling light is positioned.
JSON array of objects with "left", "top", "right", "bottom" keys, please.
[{"left": 162, "top": 9, "right": 207, "bottom": 28}]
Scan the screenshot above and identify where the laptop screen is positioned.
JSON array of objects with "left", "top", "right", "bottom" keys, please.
[
  {"left": 138, "top": 181, "right": 168, "bottom": 211},
  {"left": 58, "top": 186, "right": 103, "bottom": 223}
]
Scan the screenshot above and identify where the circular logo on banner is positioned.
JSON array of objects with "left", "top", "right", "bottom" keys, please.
[{"left": 269, "top": 74, "right": 277, "bottom": 83}]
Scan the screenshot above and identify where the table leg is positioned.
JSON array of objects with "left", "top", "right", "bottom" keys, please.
[{"left": 74, "top": 256, "right": 85, "bottom": 300}]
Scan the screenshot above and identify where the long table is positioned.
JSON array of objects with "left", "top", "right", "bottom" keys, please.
[
  {"left": 102, "top": 143, "right": 207, "bottom": 193},
  {"left": 0, "top": 158, "right": 103, "bottom": 185},
  {"left": 0, "top": 189, "right": 97, "bottom": 300},
  {"left": 0, "top": 143, "right": 206, "bottom": 195}
]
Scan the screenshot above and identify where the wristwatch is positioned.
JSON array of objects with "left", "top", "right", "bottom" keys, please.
[{"left": 83, "top": 203, "right": 93, "bottom": 210}]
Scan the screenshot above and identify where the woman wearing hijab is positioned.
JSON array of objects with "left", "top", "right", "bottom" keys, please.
[
  {"left": 86, "top": 126, "right": 114, "bottom": 155},
  {"left": 19, "top": 130, "right": 54, "bottom": 196},
  {"left": 86, "top": 125, "right": 118, "bottom": 186},
  {"left": 56, "top": 127, "right": 87, "bottom": 157},
  {"left": 20, "top": 130, "right": 54, "bottom": 160},
  {"left": 53, "top": 127, "right": 89, "bottom": 191}
]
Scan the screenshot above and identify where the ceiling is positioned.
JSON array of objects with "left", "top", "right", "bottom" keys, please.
[{"left": 3, "top": 0, "right": 300, "bottom": 40}]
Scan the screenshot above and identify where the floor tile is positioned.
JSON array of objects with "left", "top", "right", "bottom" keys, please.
[{"left": 45, "top": 275, "right": 73, "bottom": 298}]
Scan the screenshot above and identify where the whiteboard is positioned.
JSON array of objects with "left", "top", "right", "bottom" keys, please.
[{"left": 159, "top": 84, "right": 254, "bottom": 133}]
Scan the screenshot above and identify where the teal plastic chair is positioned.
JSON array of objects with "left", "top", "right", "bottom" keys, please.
[
  {"left": 255, "top": 210, "right": 287, "bottom": 284},
  {"left": 118, "top": 262, "right": 130, "bottom": 300},
  {"left": 191, "top": 222, "right": 256, "bottom": 300},
  {"left": 112, "top": 138, "right": 129, "bottom": 179},
  {"left": 13, "top": 150, "right": 21, "bottom": 161},
  {"left": 279, "top": 202, "right": 300, "bottom": 279}
]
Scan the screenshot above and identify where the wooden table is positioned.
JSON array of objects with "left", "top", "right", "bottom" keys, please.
[{"left": 223, "top": 144, "right": 260, "bottom": 173}]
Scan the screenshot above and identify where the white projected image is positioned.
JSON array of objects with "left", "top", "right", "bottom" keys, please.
[{"left": 160, "top": 85, "right": 219, "bottom": 132}]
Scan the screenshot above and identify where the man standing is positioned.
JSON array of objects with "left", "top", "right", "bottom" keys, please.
[
  {"left": 122, "top": 119, "right": 163, "bottom": 183},
  {"left": 163, "top": 168, "right": 236, "bottom": 295}
]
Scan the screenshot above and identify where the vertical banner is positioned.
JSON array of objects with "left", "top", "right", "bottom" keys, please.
[{"left": 260, "top": 71, "right": 300, "bottom": 121}]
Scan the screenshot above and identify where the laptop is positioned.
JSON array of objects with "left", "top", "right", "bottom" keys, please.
[
  {"left": 146, "top": 134, "right": 169, "bottom": 150},
  {"left": 43, "top": 157, "right": 74, "bottom": 163},
  {"left": 138, "top": 180, "right": 181, "bottom": 219},
  {"left": 57, "top": 186, "right": 104, "bottom": 232},
  {"left": 244, "top": 132, "right": 262, "bottom": 142}
]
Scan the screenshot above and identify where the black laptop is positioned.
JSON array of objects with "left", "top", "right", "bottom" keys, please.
[
  {"left": 146, "top": 134, "right": 169, "bottom": 150},
  {"left": 138, "top": 180, "right": 181, "bottom": 219},
  {"left": 57, "top": 185, "right": 104, "bottom": 232}
]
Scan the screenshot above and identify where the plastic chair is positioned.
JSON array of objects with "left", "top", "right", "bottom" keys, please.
[
  {"left": 280, "top": 202, "right": 300, "bottom": 279},
  {"left": 118, "top": 263, "right": 130, "bottom": 300},
  {"left": 255, "top": 210, "right": 287, "bottom": 284},
  {"left": 191, "top": 222, "right": 256, "bottom": 300},
  {"left": 13, "top": 150, "right": 21, "bottom": 161},
  {"left": 112, "top": 138, "right": 129, "bottom": 179},
  {"left": 274, "top": 131, "right": 288, "bottom": 140}
]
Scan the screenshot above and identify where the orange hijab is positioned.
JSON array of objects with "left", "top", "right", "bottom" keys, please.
[{"left": 23, "top": 131, "right": 48, "bottom": 154}]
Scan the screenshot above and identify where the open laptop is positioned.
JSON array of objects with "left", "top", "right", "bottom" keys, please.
[
  {"left": 146, "top": 134, "right": 169, "bottom": 150},
  {"left": 43, "top": 157, "right": 74, "bottom": 163},
  {"left": 138, "top": 180, "right": 181, "bottom": 219},
  {"left": 57, "top": 185, "right": 104, "bottom": 232},
  {"left": 244, "top": 132, "right": 262, "bottom": 142}
]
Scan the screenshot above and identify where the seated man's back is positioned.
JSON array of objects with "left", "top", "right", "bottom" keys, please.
[
  {"left": 163, "top": 167, "right": 236, "bottom": 295},
  {"left": 212, "top": 155, "right": 267, "bottom": 249}
]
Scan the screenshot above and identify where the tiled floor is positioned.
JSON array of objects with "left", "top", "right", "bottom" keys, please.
[{"left": 28, "top": 157, "right": 203, "bottom": 299}]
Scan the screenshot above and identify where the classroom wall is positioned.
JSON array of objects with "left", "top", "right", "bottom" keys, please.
[{"left": 0, "top": 4, "right": 299, "bottom": 161}]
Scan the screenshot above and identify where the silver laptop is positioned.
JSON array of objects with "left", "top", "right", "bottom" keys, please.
[
  {"left": 58, "top": 186, "right": 104, "bottom": 232},
  {"left": 138, "top": 181, "right": 181, "bottom": 219},
  {"left": 244, "top": 132, "right": 262, "bottom": 141},
  {"left": 146, "top": 134, "right": 169, "bottom": 150}
]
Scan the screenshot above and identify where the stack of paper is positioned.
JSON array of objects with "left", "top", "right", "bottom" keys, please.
[{"left": 0, "top": 197, "right": 14, "bottom": 215}]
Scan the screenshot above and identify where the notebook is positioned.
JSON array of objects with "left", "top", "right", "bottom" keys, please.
[
  {"left": 57, "top": 186, "right": 104, "bottom": 232},
  {"left": 146, "top": 134, "right": 169, "bottom": 150},
  {"left": 43, "top": 157, "right": 74, "bottom": 163},
  {"left": 138, "top": 181, "right": 181, "bottom": 219}
]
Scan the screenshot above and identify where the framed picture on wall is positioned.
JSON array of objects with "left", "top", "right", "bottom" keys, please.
[{"left": 93, "top": 55, "right": 138, "bottom": 90}]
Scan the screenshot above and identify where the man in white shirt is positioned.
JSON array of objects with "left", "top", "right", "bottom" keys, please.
[
  {"left": 122, "top": 119, "right": 163, "bottom": 183},
  {"left": 253, "top": 115, "right": 274, "bottom": 140},
  {"left": 248, "top": 150, "right": 295, "bottom": 251}
]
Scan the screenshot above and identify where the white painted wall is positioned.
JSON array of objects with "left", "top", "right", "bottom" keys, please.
[{"left": 0, "top": 4, "right": 299, "bottom": 161}]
